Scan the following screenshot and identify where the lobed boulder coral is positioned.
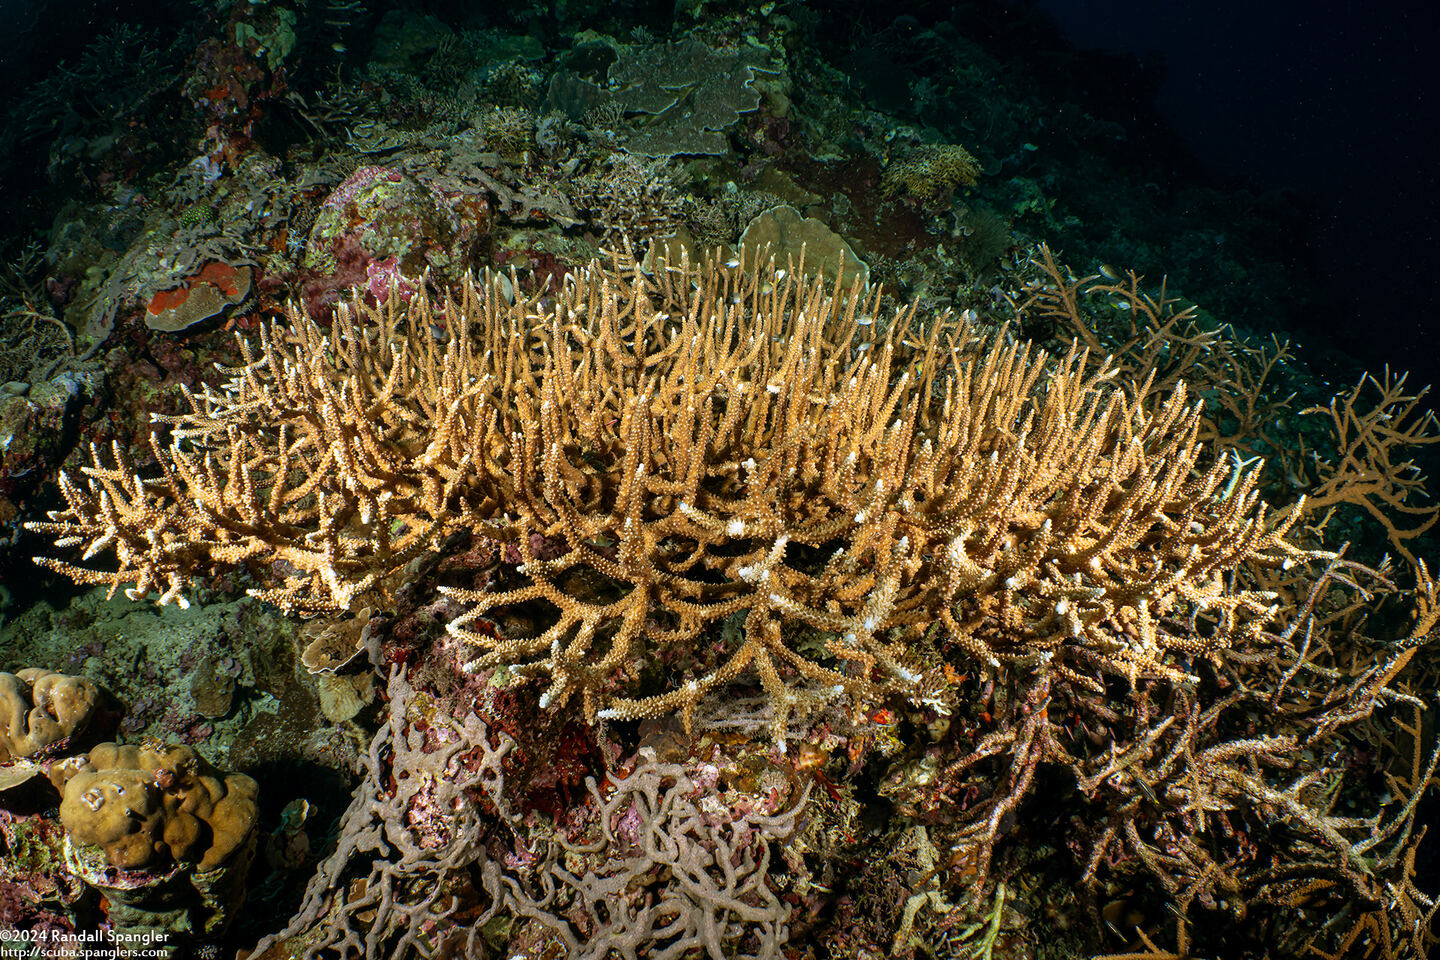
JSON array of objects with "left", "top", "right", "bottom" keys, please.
[
  {"left": 51, "top": 741, "right": 257, "bottom": 873},
  {"left": 47, "top": 741, "right": 259, "bottom": 952},
  {"left": 0, "top": 668, "right": 101, "bottom": 764}
]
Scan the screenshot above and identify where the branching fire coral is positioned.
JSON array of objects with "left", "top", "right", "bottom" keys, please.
[{"left": 30, "top": 247, "right": 1314, "bottom": 736}]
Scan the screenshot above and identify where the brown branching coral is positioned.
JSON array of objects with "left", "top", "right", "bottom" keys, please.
[
  {"left": 1054, "top": 553, "right": 1440, "bottom": 957},
  {"left": 1021, "top": 243, "right": 1440, "bottom": 563},
  {"left": 836, "top": 243, "right": 1440, "bottom": 959},
  {"left": 1299, "top": 368, "right": 1440, "bottom": 562},
  {"left": 30, "top": 246, "right": 1314, "bottom": 738},
  {"left": 1018, "top": 244, "right": 1222, "bottom": 406},
  {"left": 882, "top": 144, "right": 982, "bottom": 202},
  {"left": 867, "top": 500, "right": 1440, "bottom": 958},
  {"left": 26, "top": 237, "right": 1440, "bottom": 958}
]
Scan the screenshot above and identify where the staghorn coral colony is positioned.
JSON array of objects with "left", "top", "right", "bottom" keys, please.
[{"left": 0, "top": 3, "right": 1436, "bottom": 959}]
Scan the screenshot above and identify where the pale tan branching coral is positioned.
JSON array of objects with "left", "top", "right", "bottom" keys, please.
[{"left": 29, "top": 246, "right": 1316, "bottom": 736}]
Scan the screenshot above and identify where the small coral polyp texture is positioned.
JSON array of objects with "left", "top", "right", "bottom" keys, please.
[{"left": 30, "top": 245, "right": 1311, "bottom": 738}]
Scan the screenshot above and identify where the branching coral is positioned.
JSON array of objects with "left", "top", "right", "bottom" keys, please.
[
  {"left": 250, "top": 663, "right": 806, "bottom": 960},
  {"left": 1055, "top": 553, "right": 1440, "bottom": 956},
  {"left": 882, "top": 144, "right": 981, "bottom": 202},
  {"left": 30, "top": 247, "right": 1314, "bottom": 738},
  {"left": 507, "top": 752, "right": 806, "bottom": 960},
  {"left": 24, "top": 239, "right": 1440, "bottom": 958},
  {"left": 570, "top": 154, "right": 694, "bottom": 239},
  {"left": 250, "top": 666, "right": 514, "bottom": 960},
  {"left": 1019, "top": 242, "right": 1440, "bottom": 563},
  {"left": 1298, "top": 369, "right": 1440, "bottom": 561}
]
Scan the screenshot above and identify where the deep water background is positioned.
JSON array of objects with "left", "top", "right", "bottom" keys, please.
[{"left": 1022, "top": 0, "right": 1440, "bottom": 389}]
